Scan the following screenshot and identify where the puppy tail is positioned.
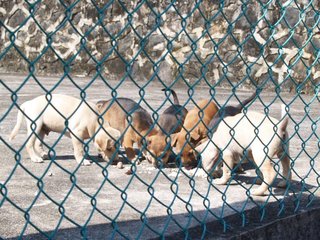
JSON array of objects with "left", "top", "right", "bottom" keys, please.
[
  {"left": 278, "top": 104, "right": 289, "bottom": 132},
  {"left": 9, "top": 104, "right": 25, "bottom": 141},
  {"left": 162, "top": 88, "right": 179, "bottom": 105},
  {"left": 235, "top": 91, "right": 256, "bottom": 110}
]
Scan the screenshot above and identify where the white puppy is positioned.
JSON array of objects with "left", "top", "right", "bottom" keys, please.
[
  {"left": 9, "top": 94, "right": 121, "bottom": 165},
  {"left": 196, "top": 105, "right": 291, "bottom": 196}
]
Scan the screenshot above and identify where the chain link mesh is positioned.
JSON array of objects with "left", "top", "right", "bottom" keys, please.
[{"left": 0, "top": 0, "right": 319, "bottom": 239}]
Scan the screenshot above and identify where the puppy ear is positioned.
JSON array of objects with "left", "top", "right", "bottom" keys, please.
[
  {"left": 146, "top": 136, "right": 152, "bottom": 146},
  {"left": 171, "top": 133, "right": 178, "bottom": 147},
  {"left": 106, "top": 138, "right": 114, "bottom": 150},
  {"left": 95, "top": 135, "right": 107, "bottom": 152},
  {"left": 190, "top": 128, "right": 201, "bottom": 142},
  {"left": 195, "top": 139, "right": 209, "bottom": 153},
  {"left": 148, "top": 128, "right": 158, "bottom": 137}
]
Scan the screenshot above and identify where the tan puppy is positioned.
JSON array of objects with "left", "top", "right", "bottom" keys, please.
[
  {"left": 97, "top": 98, "right": 156, "bottom": 160},
  {"left": 146, "top": 89, "right": 188, "bottom": 167},
  {"left": 9, "top": 94, "right": 121, "bottom": 165},
  {"left": 196, "top": 105, "right": 291, "bottom": 196},
  {"left": 171, "top": 99, "right": 219, "bottom": 168}
]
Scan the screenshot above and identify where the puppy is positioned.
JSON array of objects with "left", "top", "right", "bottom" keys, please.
[
  {"left": 196, "top": 105, "right": 291, "bottom": 196},
  {"left": 9, "top": 94, "right": 121, "bottom": 165},
  {"left": 206, "top": 92, "right": 257, "bottom": 173},
  {"left": 171, "top": 99, "right": 219, "bottom": 169},
  {"left": 97, "top": 98, "right": 156, "bottom": 160},
  {"left": 146, "top": 89, "right": 188, "bottom": 167}
]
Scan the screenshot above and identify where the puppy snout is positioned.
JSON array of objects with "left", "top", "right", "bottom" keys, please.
[{"left": 101, "top": 150, "right": 119, "bottom": 162}]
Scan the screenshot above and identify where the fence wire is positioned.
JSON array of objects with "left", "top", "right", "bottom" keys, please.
[{"left": 0, "top": 0, "right": 320, "bottom": 239}]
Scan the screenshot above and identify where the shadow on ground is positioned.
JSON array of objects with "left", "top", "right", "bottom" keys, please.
[{"left": 6, "top": 191, "right": 319, "bottom": 240}]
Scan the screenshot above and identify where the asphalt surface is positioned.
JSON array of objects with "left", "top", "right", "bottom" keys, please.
[{"left": 0, "top": 74, "right": 319, "bottom": 239}]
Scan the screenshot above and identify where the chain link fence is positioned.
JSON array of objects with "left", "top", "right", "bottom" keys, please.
[{"left": 0, "top": 0, "right": 320, "bottom": 239}]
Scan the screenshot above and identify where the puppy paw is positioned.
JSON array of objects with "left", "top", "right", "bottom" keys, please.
[
  {"left": 251, "top": 188, "right": 266, "bottom": 196},
  {"left": 41, "top": 153, "right": 49, "bottom": 160},
  {"left": 102, "top": 156, "right": 110, "bottom": 162},
  {"left": 31, "top": 156, "right": 44, "bottom": 163},
  {"left": 81, "top": 159, "right": 92, "bottom": 166},
  {"left": 213, "top": 178, "right": 229, "bottom": 185},
  {"left": 277, "top": 180, "right": 288, "bottom": 188}
]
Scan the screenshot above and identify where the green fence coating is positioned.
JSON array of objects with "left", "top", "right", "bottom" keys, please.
[{"left": 0, "top": 0, "right": 319, "bottom": 239}]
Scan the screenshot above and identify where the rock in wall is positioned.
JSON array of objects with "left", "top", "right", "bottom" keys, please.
[{"left": 0, "top": 0, "right": 319, "bottom": 92}]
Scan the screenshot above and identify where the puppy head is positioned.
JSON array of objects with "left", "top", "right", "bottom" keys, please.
[
  {"left": 94, "top": 126, "right": 121, "bottom": 162},
  {"left": 146, "top": 134, "right": 171, "bottom": 168},
  {"left": 171, "top": 131, "right": 199, "bottom": 169}
]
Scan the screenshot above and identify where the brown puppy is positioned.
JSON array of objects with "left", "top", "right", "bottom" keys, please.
[
  {"left": 171, "top": 99, "right": 219, "bottom": 169},
  {"left": 97, "top": 98, "right": 156, "bottom": 160},
  {"left": 146, "top": 89, "right": 188, "bottom": 167}
]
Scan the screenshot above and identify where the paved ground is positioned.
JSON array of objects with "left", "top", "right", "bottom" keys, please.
[{"left": 0, "top": 73, "right": 319, "bottom": 239}]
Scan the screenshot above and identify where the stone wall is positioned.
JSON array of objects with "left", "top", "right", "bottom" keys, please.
[{"left": 0, "top": 0, "right": 319, "bottom": 92}]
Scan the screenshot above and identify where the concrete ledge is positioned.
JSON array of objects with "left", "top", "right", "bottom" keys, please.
[{"left": 165, "top": 198, "right": 320, "bottom": 239}]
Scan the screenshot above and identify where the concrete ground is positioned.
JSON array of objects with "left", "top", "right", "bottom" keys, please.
[{"left": 0, "top": 73, "right": 319, "bottom": 239}]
